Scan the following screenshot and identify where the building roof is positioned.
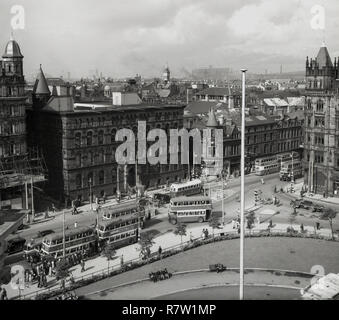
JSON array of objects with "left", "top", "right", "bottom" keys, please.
[
  {"left": 185, "top": 101, "right": 226, "bottom": 115},
  {"left": 2, "top": 38, "right": 23, "bottom": 58},
  {"left": 263, "top": 98, "right": 288, "bottom": 108},
  {"left": 316, "top": 44, "right": 333, "bottom": 68},
  {"left": 34, "top": 65, "right": 51, "bottom": 95},
  {"left": 196, "top": 87, "right": 240, "bottom": 96}
]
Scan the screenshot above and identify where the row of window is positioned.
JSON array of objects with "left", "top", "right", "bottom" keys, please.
[
  {"left": 99, "top": 218, "right": 138, "bottom": 232},
  {"left": 107, "top": 230, "right": 136, "bottom": 243},
  {"left": 177, "top": 210, "right": 206, "bottom": 216},
  {"left": 171, "top": 199, "right": 211, "bottom": 206},
  {"left": 42, "top": 231, "right": 94, "bottom": 246}
]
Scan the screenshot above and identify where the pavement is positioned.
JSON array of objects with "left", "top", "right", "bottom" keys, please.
[
  {"left": 4, "top": 218, "right": 334, "bottom": 300},
  {"left": 288, "top": 182, "right": 339, "bottom": 207}
]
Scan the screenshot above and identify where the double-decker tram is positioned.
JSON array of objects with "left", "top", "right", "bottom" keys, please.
[
  {"left": 101, "top": 201, "right": 144, "bottom": 220},
  {"left": 96, "top": 206, "right": 145, "bottom": 248},
  {"left": 255, "top": 161, "right": 280, "bottom": 176},
  {"left": 277, "top": 151, "right": 300, "bottom": 164},
  {"left": 255, "top": 152, "right": 301, "bottom": 176},
  {"left": 169, "top": 179, "right": 203, "bottom": 197},
  {"left": 40, "top": 226, "right": 97, "bottom": 258},
  {"left": 168, "top": 195, "right": 212, "bottom": 224},
  {"left": 279, "top": 159, "right": 303, "bottom": 181}
]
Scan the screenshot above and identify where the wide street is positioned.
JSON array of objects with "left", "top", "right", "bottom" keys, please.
[{"left": 10, "top": 172, "right": 339, "bottom": 245}]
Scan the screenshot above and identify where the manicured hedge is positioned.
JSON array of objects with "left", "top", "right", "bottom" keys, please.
[{"left": 34, "top": 231, "right": 337, "bottom": 300}]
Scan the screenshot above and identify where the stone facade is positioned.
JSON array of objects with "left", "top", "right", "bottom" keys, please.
[{"left": 303, "top": 44, "right": 339, "bottom": 197}]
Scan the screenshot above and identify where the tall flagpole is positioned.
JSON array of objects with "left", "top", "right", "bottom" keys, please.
[
  {"left": 240, "top": 69, "right": 247, "bottom": 300},
  {"left": 62, "top": 209, "right": 66, "bottom": 258}
]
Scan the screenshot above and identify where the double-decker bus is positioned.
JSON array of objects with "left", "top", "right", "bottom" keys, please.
[
  {"left": 279, "top": 159, "right": 303, "bottom": 181},
  {"left": 168, "top": 195, "right": 212, "bottom": 224},
  {"left": 41, "top": 226, "right": 97, "bottom": 259},
  {"left": 277, "top": 151, "right": 300, "bottom": 164},
  {"left": 254, "top": 155, "right": 278, "bottom": 168},
  {"left": 169, "top": 179, "right": 203, "bottom": 198},
  {"left": 96, "top": 208, "right": 145, "bottom": 248},
  {"left": 255, "top": 162, "right": 280, "bottom": 176},
  {"left": 101, "top": 201, "right": 144, "bottom": 220},
  {"left": 255, "top": 152, "right": 301, "bottom": 176}
]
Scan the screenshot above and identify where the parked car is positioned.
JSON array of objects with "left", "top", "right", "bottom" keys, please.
[
  {"left": 299, "top": 200, "right": 313, "bottom": 210},
  {"left": 5, "top": 237, "right": 26, "bottom": 255},
  {"left": 312, "top": 204, "right": 325, "bottom": 213}
]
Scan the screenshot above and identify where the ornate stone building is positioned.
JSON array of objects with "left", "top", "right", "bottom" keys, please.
[
  {"left": 303, "top": 44, "right": 339, "bottom": 196},
  {"left": 0, "top": 38, "right": 46, "bottom": 209},
  {"left": 27, "top": 70, "right": 186, "bottom": 204}
]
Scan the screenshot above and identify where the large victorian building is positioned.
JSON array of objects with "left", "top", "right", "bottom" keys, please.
[
  {"left": 0, "top": 38, "right": 45, "bottom": 210},
  {"left": 27, "top": 69, "right": 186, "bottom": 204},
  {"left": 303, "top": 44, "right": 339, "bottom": 196}
]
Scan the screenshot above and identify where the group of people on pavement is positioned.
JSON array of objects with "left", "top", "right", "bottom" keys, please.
[
  {"left": 0, "top": 287, "right": 8, "bottom": 300},
  {"left": 201, "top": 228, "right": 209, "bottom": 240}
]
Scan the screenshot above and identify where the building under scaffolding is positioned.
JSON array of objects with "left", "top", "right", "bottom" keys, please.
[
  {"left": 0, "top": 37, "right": 47, "bottom": 210},
  {"left": 0, "top": 147, "right": 47, "bottom": 209}
]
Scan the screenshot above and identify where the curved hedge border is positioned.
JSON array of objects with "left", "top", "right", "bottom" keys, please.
[{"left": 34, "top": 231, "right": 337, "bottom": 300}]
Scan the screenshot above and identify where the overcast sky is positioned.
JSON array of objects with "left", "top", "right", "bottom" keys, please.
[{"left": 1, "top": 0, "right": 339, "bottom": 80}]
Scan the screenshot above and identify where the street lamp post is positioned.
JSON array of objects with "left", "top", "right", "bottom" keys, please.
[
  {"left": 89, "top": 177, "right": 93, "bottom": 210},
  {"left": 240, "top": 69, "right": 247, "bottom": 301}
]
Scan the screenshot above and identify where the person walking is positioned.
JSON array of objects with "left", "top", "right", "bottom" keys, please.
[
  {"left": 120, "top": 254, "right": 124, "bottom": 267},
  {"left": 300, "top": 223, "right": 304, "bottom": 233},
  {"left": 81, "top": 259, "right": 85, "bottom": 272},
  {"left": 158, "top": 246, "right": 162, "bottom": 257},
  {"left": 74, "top": 221, "right": 78, "bottom": 228}
]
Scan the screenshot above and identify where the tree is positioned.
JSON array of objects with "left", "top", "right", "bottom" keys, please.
[
  {"left": 174, "top": 222, "right": 187, "bottom": 246},
  {"left": 101, "top": 242, "right": 116, "bottom": 272},
  {"left": 55, "top": 258, "right": 70, "bottom": 281},
  {"left": 321, "top": 208, "right": 337, "bottom": 240},
  {"left": 288, "top": 211, "right": 297, "bottom": 230},
  {"left": 246, "top": 212, "right": 256, "bottom": 234},
  {"left": 209, "top": 216, "right": 220, "bottom": 240},
  {"left": 138, "top": 232, "right": 155, "bottom": 260}
]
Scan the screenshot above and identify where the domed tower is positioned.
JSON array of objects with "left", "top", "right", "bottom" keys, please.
[
  {"left": 2, "top": 36, "right": 24, "bottom": 77},
  {"left": 1, "top": 35, "right": 25, "bottom": 96},
  {"left": 0, "top": 36, "right": 27, "bottom": 163}
]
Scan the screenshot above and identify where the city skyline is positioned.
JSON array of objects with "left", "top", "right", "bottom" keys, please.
[{"left": 0, "top": 0, "right": 339, "bottom": 79}]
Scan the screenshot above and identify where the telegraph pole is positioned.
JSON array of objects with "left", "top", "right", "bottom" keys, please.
[
  {"left": 240, "top": 69, "right": 247, "bottom": 300},
  {"left": 31, "top": 177, "right": 35, "bottom": 221}
]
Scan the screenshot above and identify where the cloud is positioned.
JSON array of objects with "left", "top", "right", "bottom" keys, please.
[{"left": 1, "top": 0, "right": 339, "bottom": 78}]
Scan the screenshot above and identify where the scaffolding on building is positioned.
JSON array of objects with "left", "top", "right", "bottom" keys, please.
[{"left": 0, "top": 147, "right": 47, "bottom": 190}]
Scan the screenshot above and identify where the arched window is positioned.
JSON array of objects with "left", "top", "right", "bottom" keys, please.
[
  {"left": 111, "top": 168, "right": 117, "bottom": 182},
  {"left": 75, "top": 153, "right": 82, "bottom": 167},
  {"left": 75, "top": 174, "right": 82, "bottom": 189},
  {"left": 98, "top": 130, "right": 104, "bottom": 145},
  {"left": 111, "top": 128, "right": 117, "bottom": 144},
  {"left": 87, "top": 172, "right": 93, "bottom": 186},
  {"left": 75, "top": 132, "right": 81, "bottom": 147},
  {"left": 99, "top": 170, "right": 105, "bottom": 185},
  {"left": 87, "top": 131, "right": 93, "bottom": 146},
  {"left": 89, "top": 151, "right": 94, "bottom": 165}
]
